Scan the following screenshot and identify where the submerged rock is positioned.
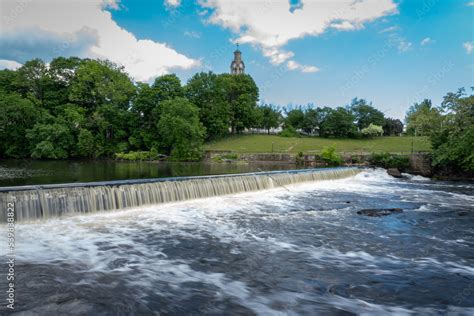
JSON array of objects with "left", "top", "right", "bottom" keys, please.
[
  {"left": 387, "top": 168, "right": 402, "bottom": 178},
  {"left": 357, "top": 208, "right": 403, "bottom": 217}
]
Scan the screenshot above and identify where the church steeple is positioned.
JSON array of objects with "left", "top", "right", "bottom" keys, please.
[{"left": 230, "top": 44, "right": 245, "bottom": 74}]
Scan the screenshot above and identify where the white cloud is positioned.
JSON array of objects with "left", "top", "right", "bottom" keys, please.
[
  {"left": 420, "top": 37, "right": 434, "bottom": 46},
  {"left": 164, "top": 0, "right": 181, "bottom": 8},
  {"left": 199, "top": 0, "right": 398, "bottom": 73},
  {"left": 184, "top": 30, "right": 201, "bottom": 39},
  {"left": 286, "top": 60, "right": 319, "bottom": 73},
  {"left": 467, "top": 1, "right": 474, "bottom": 6},
  {"left": 0, "top": 59, "right": 22, "bottom": 70},
  {"left": 463, "top": 42, "right": 474, "bottom": 55},
  {"left": 0, "top": 0, "right": 198, "bottom": 81},
  {"left": 398, "top": 40, "right": 412, "bottom": 52},
  {"left": 379, "top": 25, "right": 398, "bottom": 33}
]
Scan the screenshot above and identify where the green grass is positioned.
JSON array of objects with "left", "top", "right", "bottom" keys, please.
[{"left": 204, "top": 135, "right": 431, "bottom": 154}]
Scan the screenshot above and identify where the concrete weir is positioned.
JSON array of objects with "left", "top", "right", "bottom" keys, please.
[{"left": 0, "top": 167, "right": 361, "bottom": 222}]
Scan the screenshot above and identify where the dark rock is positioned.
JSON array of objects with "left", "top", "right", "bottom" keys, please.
[
  {"left": 387, "top": 168, "right": 402, "bottom": 178},
  {"left": 458, "top": 211, "right": 469, "bottom": 216},
  {"left": 346, "top": 201, "right": 351, "bottom": 204},
  {"left": 357, "top": 208, "right": 403, "bottom": 217}
]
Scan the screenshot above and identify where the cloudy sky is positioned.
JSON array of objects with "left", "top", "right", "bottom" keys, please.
[{"left": 1, "top": 0, "right": 473, "bottom": 119}]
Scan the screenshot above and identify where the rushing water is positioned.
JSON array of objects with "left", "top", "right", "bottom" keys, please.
[
  {"left": 0, "top": 168, "right": 359, "bottom": 222},
  {"left": 1, "top": 169, "right": 473, "bottom": 315}
]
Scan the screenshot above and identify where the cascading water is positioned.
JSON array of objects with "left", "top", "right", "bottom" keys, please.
[{"left": 0, "top": 167, "right": 360, "bottom": 222}]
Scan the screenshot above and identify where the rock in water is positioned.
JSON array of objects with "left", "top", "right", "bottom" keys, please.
[
  {"left": 387, "top": 168, "right": 402, "bottom": 178},
  {"left": 357, "top": 208, "right": 403, "bottom": 217}
]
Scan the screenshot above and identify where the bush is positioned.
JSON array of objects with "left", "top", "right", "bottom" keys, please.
[
  {"left": 212, "top": 153, "right": 239, "bottom": 162},
  {"left": 296, "top": 151, "right": 304, "bottom": 164},
  {"left": 369, "top": 152, "right": 410, "bottom": 169},
  {"left": 361, "top": 124, "right": 384, "bottom": 138},
  {"left": 115, "top": 150, "right": 163, "bottom": 161},
  {"left": 351, "top": 155, "right": 361, "bottom": 164},
  {"left": 321, "top": 146, "right": 343, "bottom": 166},
  {"left": 279, "top": 126, "right": 300, "bottom": 137}
]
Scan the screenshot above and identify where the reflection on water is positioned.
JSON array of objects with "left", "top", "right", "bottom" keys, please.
[
  {"left": 0, "top": 169, "right": 473, "bottom": 314},
  {"left": 0, "top": 159, "right": 300, "bottom": 187}
]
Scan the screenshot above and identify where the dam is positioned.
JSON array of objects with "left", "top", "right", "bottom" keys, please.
[{"left": 0, "top": 167, "right": 361, "bottom": 222}]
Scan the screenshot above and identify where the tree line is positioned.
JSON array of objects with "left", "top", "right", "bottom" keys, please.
[
  {"left": 0, "top": 57, "right": 259, "bottom": 161},
  {"left": 0, "top": 57, "right": 471, "bottom": 173},
  {"left": 257, "top": 99, "right": 403, "bottom": 138},
  {"left": 403, "top": 89, "right": 473, "bottom": 173}
]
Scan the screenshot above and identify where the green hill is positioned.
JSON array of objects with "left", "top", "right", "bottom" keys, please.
[{"left": 204, "top": 135, "right": 431, "bottom": 154}]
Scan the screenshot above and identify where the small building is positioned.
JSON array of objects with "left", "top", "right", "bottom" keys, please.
[{"left": 230, "top": 46, "right": 245, "bottom": 74}]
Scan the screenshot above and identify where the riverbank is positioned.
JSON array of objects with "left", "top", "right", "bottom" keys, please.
[{"left": 205, "top": 151, "right": 473, "bottom": 181}]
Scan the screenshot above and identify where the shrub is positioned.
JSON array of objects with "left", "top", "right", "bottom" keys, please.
[
  {"left": 279, "top": 126, "right": 300, "bottom": 137},
  {"left": 296, "top": 151, "right": 304, "bottom": 164},
  {"left": 321, "top": 146, "right": 343, "bottom": 166},
  {"left": 351, "top": 155, "right": 361, "bottom": 164},
  {"left": 361, "top": 124, "right": 384, "bottom": 138},
  {"left": 221, "top": 153, "right": 239, "bottom": 160},
  {"left": 212, "top": 153, "right": 239, "bottom": 162},
  {"left": 115, "top": 150, "right": 163, "bottom": 161},
  {"left": 369, "top": 152, "right": 410, "bottom": 169}
]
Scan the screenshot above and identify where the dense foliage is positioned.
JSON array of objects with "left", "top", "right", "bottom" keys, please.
[
  {"left": 0, "top": 58, "right": 259, "bottom": 160},
  {"left": 361, "top": 124, "right": 384, "bottom": 138},
  {"left": 430, "top": 89, "right": 474, "bottom": 172},
  {"left": 278, "top": 102, "right": 401, "bottom": 138},
  {"left": 369, "top": 152, "right": 410, "bottom": 170},
  {"left": 405, "top": 99, "right": 442, "bottom": 136},
  {"left": 1, "top": 56, "right": 470, "bottom": 173},
  {"left": 319, "top": 146, "right": 343, "bottom": 166}
]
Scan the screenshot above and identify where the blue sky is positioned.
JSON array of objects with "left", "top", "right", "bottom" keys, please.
[{"left": 1, "top": 0, "right": 473, "bottom": 119}]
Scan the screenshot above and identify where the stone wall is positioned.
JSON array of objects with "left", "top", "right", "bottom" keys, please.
[
  {"left": 205, "top": 151, "right": 433, "bottom": 175},
  {"left": 408, "top": 153, "right": 432, "bottom": 176}
]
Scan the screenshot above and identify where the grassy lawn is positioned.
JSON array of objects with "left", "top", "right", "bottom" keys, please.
[{"left": 204, "top": 135, "right": 431, "bottom": 154}]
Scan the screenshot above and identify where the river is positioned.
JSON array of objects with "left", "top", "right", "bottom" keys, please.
[
  {"left": 0, "top": 168, "right": 473, "bottom": 314},
  {"left": 0, "top": 160, "right": 300, "bottom": 187}
]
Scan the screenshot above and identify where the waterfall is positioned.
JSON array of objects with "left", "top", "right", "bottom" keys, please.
[{"left": 0, "top": 167, "right": 360, "bottom": 222}]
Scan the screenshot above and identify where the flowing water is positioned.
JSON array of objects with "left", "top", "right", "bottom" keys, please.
[
  {"left": 0, "top": 169, "right": 473, "bottom": 315},
  {"left": 0, "top": 168, "right": 359, "bottom": 222}
]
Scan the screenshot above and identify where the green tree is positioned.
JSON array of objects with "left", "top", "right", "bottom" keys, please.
[
  {"left": 430, "top": 88, "right": 474, "bottom": 172},
  {"left": 92, "top": 103, "right": 132, "bottom": 156},
  {"left": 319, "top": 107, "right": 356, "bottom": 137},
  {"left": 405, "top": 99, "right": 442, "bottom": 136},
  {"left": 69, "top": 59, "right": 136, "bottom": 112},
  {"left": 0, "top": 92, "right": 41, "bottom": 157},
  {"left": 285, "top": 108, "right": 305, "bottom": 129},
  {"left": 0, "top": 69, "right": 19, "bottom": 94},
  {"left": 129, "top": 82, "right": 161, "bottom": 150},
  {"left": 13, "top": 59, "right": 49, "bottom": 105},
  {"left": 157, "top": 97, "right": 205, "bottom": 161},
  {"left": 218, "top": 74, "right": 259, "bottom": 133},
  {"left": 45, "top": 57, "right": 83, "bottom": 112},
  {"left": 301, "top": 108, "right": 320, "bottom": 134},
  {"left": 152, "top": 74, "right": 183, "bottom": 104},
  {"left": 77, "top": 129, "right": 97, "bottom": 158},
  {"left": 258, "top": 104, "right": 281, "bottom": 134},
  {"left": 27, "top": 123, "right": 74, "bottom": 159},
  {"left": 383, "top": 118, "right": 404, "bottom": 136},
  {"left": 350, "top": 98, "right": 385, "bottom": 130},
  {"left": 186, "top": 72, "right": 229, "bottom": 139}
]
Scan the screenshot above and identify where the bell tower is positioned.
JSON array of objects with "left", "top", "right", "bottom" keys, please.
[{"left": 230, "top": 44, "right": 245, "bottom": 74}]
